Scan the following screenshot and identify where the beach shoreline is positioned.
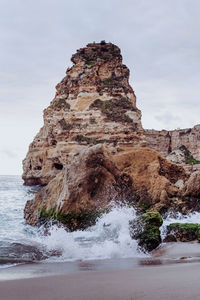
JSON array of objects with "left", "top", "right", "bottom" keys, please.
[
  {"left": 0, "top": 261, "right": 200, "bottom": 300},
  {"left": 1, "top": 239, "right": 200, "bottom": 299}
]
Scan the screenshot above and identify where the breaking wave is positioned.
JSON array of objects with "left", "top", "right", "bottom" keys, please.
[
  {"left": 161, "top": 211, "right": 200, "bottom": 239},
  {"left": 1, "top": 176, "right": 200, "bottom": 269},
  {"left": 0, "top": 176, "right": 146, "bottom": 267},
  {"left": 38, "top": 206, "right": 146, "bottom": 262}
]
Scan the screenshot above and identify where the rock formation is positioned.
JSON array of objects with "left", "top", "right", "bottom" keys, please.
[
  {"left": 130, "top": 211, "right": 163, "bottom": 252},
  {"left": 23, "top": 41, "right": 200, "bottom": 231},
  {"left": 145, "top": 125, "right": 200, "bottom": 161},
  {"left": 24, "top": 143, "right": 192, "bottom": 227},
  {"left": 24, "top": 145, "right": 136, "bottom": 228},
  {"left": 22, "top": 42, "right": 144, "bottom": 186},
  {"left": 164, "top": 223, "right": 200, "bottom": 242}
]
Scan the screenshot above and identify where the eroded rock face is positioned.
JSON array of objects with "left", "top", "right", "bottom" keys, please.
[
  {"left": 22, "top": 42, "right": 144, "bottom": 186},
  {"left": 23, "top": 41, "right": 200, "bottom": 230},
  {"left": 24, "top": 145, "right": 136, "bottom": 228},
  {"left": 113, "top": 147, "right": 188, "bottom": 213},
  {"left": 164, "top": 223, "right": 200, "bottom": 242},
  {"left": 24, "top": 144, "right": 194, "bottom": 227},
  {"left": 145, "top": 125, "right": 200, "bottom": 162}
]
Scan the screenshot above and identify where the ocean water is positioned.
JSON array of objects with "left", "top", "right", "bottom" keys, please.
[
  {"left": 0, "top": 176, "right": 145, "bottom": 268},
  {"left": 1, "top": 175, "right": 200, "bottom": 270}
]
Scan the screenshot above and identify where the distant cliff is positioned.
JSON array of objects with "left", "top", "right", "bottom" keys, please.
[{"left": 145, "top": 125, "right": 200, "bottom": 161}]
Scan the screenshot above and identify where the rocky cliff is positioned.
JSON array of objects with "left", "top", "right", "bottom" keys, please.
[
  {"left": 145, "top": 125, "right": 200, "bottom": 161},
  {"left": 24, "top": 144, "right": 191, "bottom": 228},
  {"left": 23, "top": 41, "right": 200, "bottom": 229},
  {"left": 22, "top": 42, "right": 144, "bottom": 186}
]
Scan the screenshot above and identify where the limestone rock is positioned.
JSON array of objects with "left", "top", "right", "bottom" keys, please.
[
  {"left": 113, "top": 147, "right": 188, "bottom": 212},
  {"left": 183, "top": 171, "right": 200, "bottom": 197},
  {"left": 22, "top": 42, "right": 144, "bottom": 186},
  {"left": 167, "top": 145, "right": 200, "bottom": 166},
  {"left": 164, "top": 223, "right": 200, "bottom": 242},
  {"left": 24, "top": 145, "right": 191, "bottom": 227},
  {"left": 145, "top": 125, "right": 200, "bottom": 161},
  {"left": 23, "top": 41, "right": 200, "bottom": 229},
  {"left": 24, "top": 145, "right": 136, "bottom": 228},
  {"left": 166, "top": 149, "right": 186, "bottom": 164}
]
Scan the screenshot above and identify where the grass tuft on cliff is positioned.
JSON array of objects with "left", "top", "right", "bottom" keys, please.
[
  {"left": 90, "top": 97, "right": 137, "bottom": 124},
  {"left": 179, "top": 145, "right": 200, "bottom": 164}
]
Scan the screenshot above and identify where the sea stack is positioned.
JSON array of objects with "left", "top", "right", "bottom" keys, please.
[
  {"left": 23, "top": 42, "right": 200, "bottom": 228},
  {"left": 22, "top": 42, "right": 144, "bottom": 186}
]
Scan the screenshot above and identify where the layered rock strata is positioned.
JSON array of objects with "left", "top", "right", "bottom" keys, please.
[
  {"left": 145, "top": 125, "right": 200, "bottom": 161},
  {"left": 23, "top": 42, "right": 200, "bottom": 231},
  {"left": 23, "top": 42, "right": 144, "bottom": 186},
  {"left": 24, "top": 145, "right": 136, "bottom": 228},
  {"left": 25, "top": 144, "right": 195, "bottom": 227}
]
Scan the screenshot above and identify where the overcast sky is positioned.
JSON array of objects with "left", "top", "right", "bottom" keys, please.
[{"left": 1, "top": 0, "right": 200, "bottom": 175}]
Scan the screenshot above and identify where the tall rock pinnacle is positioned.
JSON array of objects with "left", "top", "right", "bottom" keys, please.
[
  {"left": 22, "top": 42, "right": 144, "bottom": 186},
  {"left": 23, "top": 42, "right": 200, "bottom": 229}
]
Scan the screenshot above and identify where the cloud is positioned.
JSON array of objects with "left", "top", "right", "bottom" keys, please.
[
  {"left": 0, "top": 0, "right": 200, "bottom": 173},
  {"left": 155, "top": 112, "right": 181, "bottom": 127},
  {"left": 0, "top": 149, "right": 18, "bottom": 159}
]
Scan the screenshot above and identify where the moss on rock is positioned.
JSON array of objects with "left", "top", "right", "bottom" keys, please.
[
  {"left": 89, "top": 97, "right": 136, "bottom": 124},
  {"left": 59, "top": 119, "right": 73, "bottom": 131},
  {"left": 130, "top": 211, "right": 163, "bottom": 252},
  {"left": 38, "top": 209, "right": 107, "bottom": 231},
  {"left": 141, "top": 211, "right": 163, "bottom": 227},
  {"left": 164, "top": 222, "right": 200, "bottom": 242},
  {"left": 72, "top": 135, "right": 91, "bottom": 144},
  {"left": 54, "top": 99, "right": 70, "bottom": 111},
  {"left": 137, "top": 225, "right": 161, "bottom": 252}
]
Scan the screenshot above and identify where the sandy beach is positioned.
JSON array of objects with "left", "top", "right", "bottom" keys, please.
[{"left": 0, "top": 261, "right": 200, "bottom": 300}]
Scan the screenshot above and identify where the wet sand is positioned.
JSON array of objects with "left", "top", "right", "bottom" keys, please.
[
  {"left": 1, "top": 262, "right": 200, "bottom": 300},
  {"left": 1, "top": 242, "right": 200, "bottom": 300}
]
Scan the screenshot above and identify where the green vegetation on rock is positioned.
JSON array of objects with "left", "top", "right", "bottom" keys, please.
[
  {"left": 72, "top": 135, "right": 91, "bottom": 144},
  {"left": 72, "top": 134, "right": 118, "bottom": 146},
  {"left": 38, "top": 209, "right": 107, "bottom": 231},
  {"left": 54, "top": 99, "right": 70, "bottom": 111},
  {"left": 89, "top": 97, "right": 136, "bottom": 124},
  {"left": 130, "top": 211, "right": 163, "bottom": 252},
  {"left": 138, "top": 225, "right": 161, "bottom": 252},
  {"left": 103, "top": 77, "right": 113, "bottom": 84},
  {"left": 165, "top": 222, "right": 200, "bottom": 242},
  {"left": 59, "top": 119, "right": 73, "bottom": 131},
  {"left": 141, "top": 211, "right": 163, "bottom": 227},
  {"left": 138, "top": 202, "right": 151, "bottom": 212},
  {"left": 179, "top": 145, "right": 200, "bottom": 164},
  {"left": 86, "top": 60, "right": 95, "bottom": 66}
]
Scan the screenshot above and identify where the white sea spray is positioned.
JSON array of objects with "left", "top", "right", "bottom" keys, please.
[
  {"left": 161, "top": 211, "right": 200, "bottom": 239},
  {"left": 38, "top": 205, "right": 146, "bottom": 262}
]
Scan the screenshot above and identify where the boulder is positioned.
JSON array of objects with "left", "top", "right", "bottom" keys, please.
[
  {"left": 24, "top": 145, "right": 136, "bottom": 229},
  {"left": 113, "top": 147, "right": 188, "bottom": 213},
  {"left": 130, "top": 211, "right": 163, "bottom": 252},
  {"left": 164, "top": 223, "right": 200, "bottom": 242}
]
